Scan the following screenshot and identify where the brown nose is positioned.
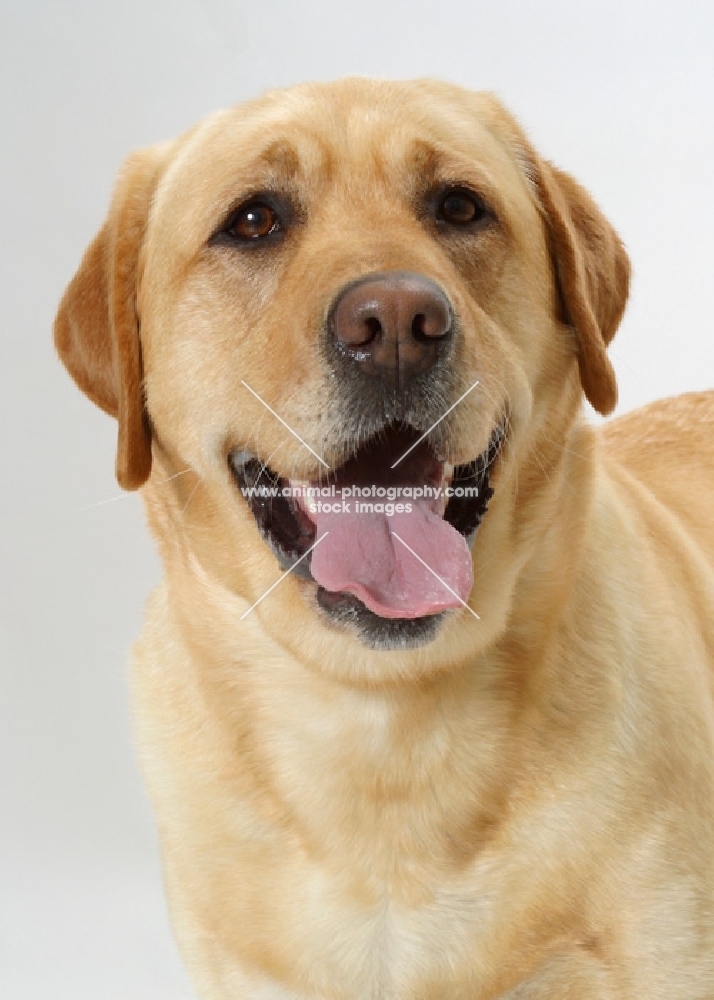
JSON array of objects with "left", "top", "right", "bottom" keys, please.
[{"left": 329, "top": 272, "right": 452, "bottom": 387}]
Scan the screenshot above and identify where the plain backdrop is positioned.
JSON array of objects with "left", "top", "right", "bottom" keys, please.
[{"left": 1, "top": 1, "right": 713, "bottom": 996}]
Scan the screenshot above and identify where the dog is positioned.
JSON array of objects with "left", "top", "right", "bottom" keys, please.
[{"left": 55, "top": 78, "right": 714, "bottom": 998}]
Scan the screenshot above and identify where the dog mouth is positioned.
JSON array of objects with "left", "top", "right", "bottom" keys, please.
[{"left": 229, "top": 422, "right": 500, "bottom": 639}]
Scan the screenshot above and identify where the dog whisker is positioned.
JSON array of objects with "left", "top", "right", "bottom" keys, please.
[{"left": 181, "top": 478, "right": 202, "bottom": 516}]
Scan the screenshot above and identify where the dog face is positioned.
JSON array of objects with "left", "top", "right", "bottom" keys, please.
[{"left": 55, "top": 79, "right": 629, "bottom": 678}]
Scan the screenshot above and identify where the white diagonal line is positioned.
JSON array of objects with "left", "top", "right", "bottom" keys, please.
[
  {"left": 390, "top": 381, "right": 480, "bottom": 469},
  {"left": 241, "top": 380, "right": 330, "bottom": 469},
  {"left": 76, "top": 469, "right": 193, "bottom": 511},
  {"left": 240, "top": 532, "right": 330, "bottom": 620},
  {"left": 391, "top": 532, "right": 479, "bottom": 619}
]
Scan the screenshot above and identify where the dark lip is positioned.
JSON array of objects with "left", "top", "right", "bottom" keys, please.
[
  {"left": 315, "top": 587, "right": 451, "bottom": 651},
  {"left": 229, "top": 421, "right": 502, "bottom": 593}
]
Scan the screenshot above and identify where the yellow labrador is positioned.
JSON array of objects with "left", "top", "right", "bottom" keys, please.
[{"left": 55, "top": 79, "right": 714, "bottom": 998}]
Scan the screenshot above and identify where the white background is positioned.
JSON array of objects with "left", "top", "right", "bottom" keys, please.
[{"left": 1, "top": 1, "right": 713, "bottom": 996}]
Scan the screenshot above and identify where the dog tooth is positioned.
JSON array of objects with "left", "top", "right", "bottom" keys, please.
[{"left": 232, "top": 449, "right": 256, "bottom": 467}]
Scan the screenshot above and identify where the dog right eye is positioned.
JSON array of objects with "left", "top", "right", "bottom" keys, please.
[{"left": 226, "top": 201, "right": 281, "bottom": 241}]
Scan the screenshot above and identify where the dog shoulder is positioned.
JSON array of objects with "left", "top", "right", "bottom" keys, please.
[{"left": 599, "top": 390, "right": 714, "bottom": 561}]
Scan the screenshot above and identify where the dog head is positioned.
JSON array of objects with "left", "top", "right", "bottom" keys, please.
[{"left": 55, "top": 79, "right": 629, "bottom": 680}]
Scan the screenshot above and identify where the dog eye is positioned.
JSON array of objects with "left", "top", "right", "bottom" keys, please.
[
  {"left": 437, "top": 189, "right": 488, "bottom": 226},
  {"left": 227, "top": 201, "right": 281, "bottom": 240}
]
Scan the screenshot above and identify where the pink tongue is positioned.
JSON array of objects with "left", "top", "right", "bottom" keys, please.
[{"left": 310, "top": 494, "right": 474, "bottom": 619}]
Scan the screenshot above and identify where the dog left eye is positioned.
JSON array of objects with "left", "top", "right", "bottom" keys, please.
[
  {"left": 437, "top": 189, "right": 488, "bottom": 226},
  {"left": 227, "top": 201, "right": 281, "bottom": 240}
]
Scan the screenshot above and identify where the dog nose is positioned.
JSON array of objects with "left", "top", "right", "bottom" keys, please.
[{"left": 329, "top": 272, "right": 452, "bottom": 386}]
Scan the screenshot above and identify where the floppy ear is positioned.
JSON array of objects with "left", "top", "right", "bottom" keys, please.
[
  {"left": 535, "top": 159, "right": 630, "bottom": 415},
  {"left": 54, "top": 147, "right": 166, "bottom": 489}
]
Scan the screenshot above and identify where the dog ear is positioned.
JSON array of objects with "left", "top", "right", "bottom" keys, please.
[
  {"left": 54, "top": 147, "right": 167, "bottom": 489},
  {"left": 534, "top": 159, "right": 630, "bottom": 415}
]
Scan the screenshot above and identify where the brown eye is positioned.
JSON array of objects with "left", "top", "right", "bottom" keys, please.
[
  {"left": 438, "top": 189, "right": 487, "bottom": 226},
  {"left": 229, "top": 201, "right": 280, "bottom": 240}
]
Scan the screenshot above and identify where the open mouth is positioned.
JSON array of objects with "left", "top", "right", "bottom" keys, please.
[{"left": 230, "top": 422, "right": 500, "bottom": 644}]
